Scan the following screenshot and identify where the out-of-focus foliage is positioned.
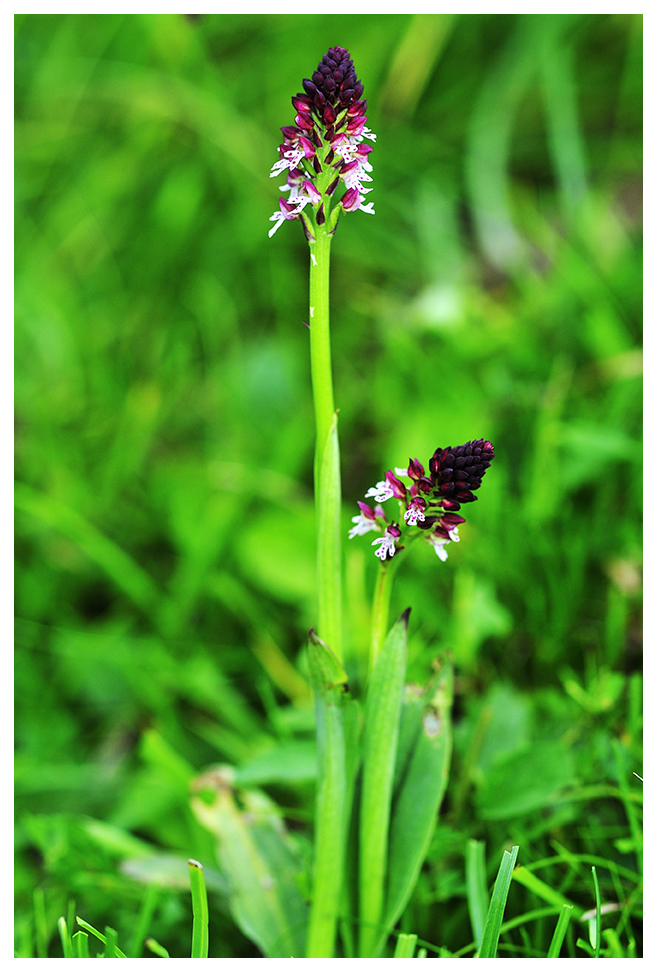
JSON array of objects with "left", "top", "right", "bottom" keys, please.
[{"left": 15, "top": 13, "right": 641, "bottom": 958}]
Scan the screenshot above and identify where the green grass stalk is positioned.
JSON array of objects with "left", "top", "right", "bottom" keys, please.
[{"left": 188, "top": 859, "right": 210, "bottom": 958}]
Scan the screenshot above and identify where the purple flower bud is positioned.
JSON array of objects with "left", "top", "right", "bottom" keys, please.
[
  {"left": 385, "top": 470, "right": 407, "bottom": 500},
  {"left": 408, "top": 457, "right": 425, "bottom": 480},
  {"left": 295, "top": 112, "right": 314, "bottom": 132},
  {"left": 357, "top": 501, "right": 376, "bottom": 519},
  {"left": 302, "top": 180, "right": 322, "bottom": 205},
  {"left": 341, "top": 187, "right": 360, "bottom": 212},
  {"left": 298, "top": 136, "right": 315, "bottom": 158}
]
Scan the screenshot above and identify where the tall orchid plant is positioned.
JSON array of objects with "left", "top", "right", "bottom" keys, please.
[{"left": 193, "top": 47, "right": 494, "bottom": 958}]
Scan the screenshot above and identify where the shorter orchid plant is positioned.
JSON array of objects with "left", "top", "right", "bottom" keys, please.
[{"left": 350, "top": 439, "right": 495, "bottom": 563}]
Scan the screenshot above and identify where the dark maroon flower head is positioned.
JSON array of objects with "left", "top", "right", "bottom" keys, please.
[{"left": 428, "top": 439, "right": 495, "bottom": 509}]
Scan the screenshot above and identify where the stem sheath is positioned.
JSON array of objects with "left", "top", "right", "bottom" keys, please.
[{"left": 309, "top": 227, "right": 342, "bottom": 661}]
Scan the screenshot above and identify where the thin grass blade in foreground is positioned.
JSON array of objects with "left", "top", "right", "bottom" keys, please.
[
  {"left": 57, "top": 917, "right": 73, "bottom": 959},
  {"left": 75, "top": 917, "right": 127, "bottom": 957},
  {"left": 547, "top": 904, "right": 574, "bottom": 958},
  {"left": 476, "top": 845, "right": 519, "bottom": 957},
  {"left": 188, "top": 859, "right": 210, "bottom": 958},
  {"left": 359, "top": 609, "right": 409, "bottom": 957}
]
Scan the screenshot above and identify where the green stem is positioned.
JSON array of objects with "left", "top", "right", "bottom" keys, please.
[
  {"left": 370, "top": 559, "right": 395, "bottom": 668},
  {"left": 308, "top": 225, "right": 342, "bottom": 662}
]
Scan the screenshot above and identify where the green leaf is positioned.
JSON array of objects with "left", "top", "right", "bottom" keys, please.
[
  {"left": 306, "top": 630, "right": 359, "bottom": 957},
  {"left": 359, "top": 609, "right": 409, "bottom": 957},
  {"left": 477, "top": 845, "right": 519, "bottom": 958},
  {"left": 381, "top": 656, "right": 453, "bottom": 948},
  {"left": 475, "top": 740, "right": 575, "bottom": 819},
  {"left": 191, "top": 766, "right": 308, "bottom": 957}
]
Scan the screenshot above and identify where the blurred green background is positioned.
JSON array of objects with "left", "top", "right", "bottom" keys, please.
[{"left": 15, "top": 13, "right": 642, "bottom": 958}]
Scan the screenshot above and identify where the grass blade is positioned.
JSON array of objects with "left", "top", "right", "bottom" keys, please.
[
  {"left": 75, "top": 917, "right": 127, "bottom": 957},
  {"left": 146, "top": 937, "right": 170, "bottom": 958},
  {"left": 33, "top": 887, "right": 47, "bottom": 958},
  {"left": 512, "top": 865, "right": 582, "bottom": 916},
  {"left": 129, "top": 883, "right": 159, "bottom": 958},
  {"left": 547, "top": 904, "right": 574, "bottom": 958},
  {"left": 72, "top": 931, "right": 89, "bottom": 958},
  {"left": 393, "top": 932, "right": 418, "bottom": 957},
  {"left": 189, "top": 859, "right": 210, "bottom": 958},
  {"left": 466, "top": 839, "right": 489, "bottom": 949},
  {"left": 591, "top": 866, "right": 601, "bottom": 958},
  {"left": 477, "top": 845, "right": 519, "bottom": 958},
  {"left": 104, "top": 926, "right": 120, "bottom": 958},
  {"left": 57, "top": 917, "right": 73, "bottom": 959},
  {"left": 359, "top": 609, "right": 409, "bottom": 957}
]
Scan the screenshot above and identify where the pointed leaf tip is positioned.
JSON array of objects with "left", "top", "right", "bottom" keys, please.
[{"left": 400, "top": 607, "right": 412, "bottom": 626}]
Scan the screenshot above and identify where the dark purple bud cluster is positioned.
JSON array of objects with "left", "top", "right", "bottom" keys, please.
[
  {"left": 425, "top": 439, "right": 495, "bottom": 511},
  {"left": 301, "top": 47, "right": 365, "bottom": 116}
]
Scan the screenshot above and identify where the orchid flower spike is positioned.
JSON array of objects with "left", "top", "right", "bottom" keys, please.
[{"left": 268, "top": 47, "right": 376, "bottom": 238}]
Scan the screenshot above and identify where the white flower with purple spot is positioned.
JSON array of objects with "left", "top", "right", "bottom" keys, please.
[
  {"left": 372, "top": 531, "right": 397, "bottom": 560},
  {"left": 365, "top": 480, "right": 394, "bottom": 503},
  {"left": 404, "top": 504, "right": 426, "bottom": 526},
  {"left": 349, "top": 513, "right": 379, "bottom": 539}
]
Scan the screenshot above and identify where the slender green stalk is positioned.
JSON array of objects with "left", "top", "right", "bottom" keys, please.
[
  {"left": 591, "top": 866, "right": 601, "bottom": 958},
  {"left": 33, "top": 887, "right": 47, "bottom": 959},
  {"left": 188, "top": 859, "right": 210, "bottom": 958},
  {"left": 547, "top": 904, "right": 574, "bottom": 958},
  {"left": 57, "top": 917, "right": 73, "bottom": 959},
  {"left": 308, "top": 225, "right": 342, "bottom": 663}
]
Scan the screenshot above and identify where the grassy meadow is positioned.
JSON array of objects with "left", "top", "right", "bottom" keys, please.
[{"left": 15, "top": 13, "right": 642, "bottom": 958}]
